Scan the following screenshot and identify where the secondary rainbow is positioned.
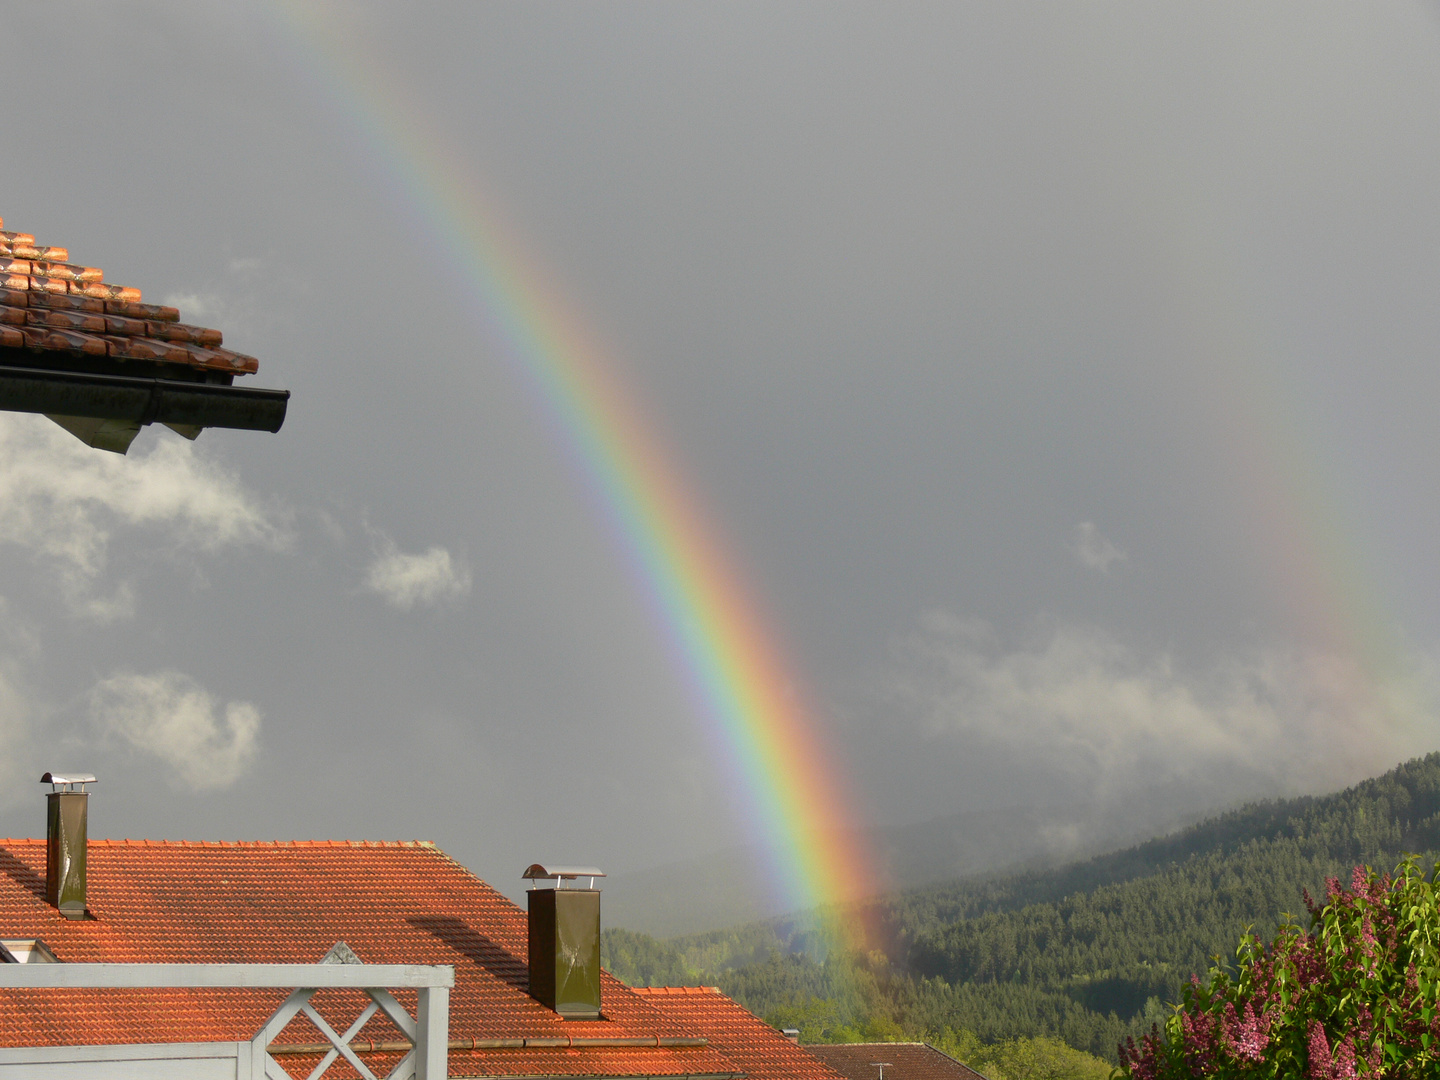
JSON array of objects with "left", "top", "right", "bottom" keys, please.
[
  {"left": 267, "top": 5, "right": 878, "bottom": 930},
  {"left": 1116, "top": 154, "right": 1435, "bottom": 771}
]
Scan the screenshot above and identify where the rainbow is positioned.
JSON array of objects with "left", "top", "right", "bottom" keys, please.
[{"left": 266, "top": 4, "right": 878, "bottom": 935}]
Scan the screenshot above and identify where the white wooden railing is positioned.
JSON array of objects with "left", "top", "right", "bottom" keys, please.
[{"left": 0, "top": 962, "right": 453, "bottom": 1080}]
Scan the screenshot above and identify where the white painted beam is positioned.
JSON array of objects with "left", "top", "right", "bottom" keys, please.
[
  {"left": 0, "top": 963, "right": 453, "bottom": 989},
  {"left": 0, "top": 964, "right": 451, "bottom": 1080},
  {"left": 0, "top": 1040, "right": 248, "bottom": 1079}
]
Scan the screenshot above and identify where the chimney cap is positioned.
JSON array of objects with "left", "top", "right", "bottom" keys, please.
[
  {"left": 40, "top": 773, "right": 95, "bottom": 791},
  {"left": 523, "top": 864, "right": 605, "bottom": 882}
]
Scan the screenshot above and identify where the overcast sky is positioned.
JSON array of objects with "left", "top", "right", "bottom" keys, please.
[{"left": 3, "top": 2, "right": 1440, "bottom": 909}]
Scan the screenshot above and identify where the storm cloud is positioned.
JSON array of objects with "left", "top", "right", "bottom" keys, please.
[{"left": 1, "top": 3, "right": 1438, "bottom": 911}]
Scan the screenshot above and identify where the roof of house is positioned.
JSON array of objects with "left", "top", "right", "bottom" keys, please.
[
  {"left": 803, "top": 1043, "right": 989, "bottom": 1080},
  {"left": 0, "top": 838, "right": 773, "bottom": 1079},
  {"left": 0, "top": 216, "right": 258, "bottom": 379},
  {"left": 633, "top": 987, "right": 847, "bottom": 1080}
]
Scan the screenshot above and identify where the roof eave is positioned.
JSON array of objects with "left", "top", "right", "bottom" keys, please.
[{"left": 0, "top": 363, "right": 288, "bottom": 435}]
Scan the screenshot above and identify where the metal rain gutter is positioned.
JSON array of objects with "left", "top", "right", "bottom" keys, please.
[
  {"left": 0, "top": 364, "right": 288, "bottom": 433},
  {"left": 268, "top": 1035, "right": 710, "bottom": 1055}
]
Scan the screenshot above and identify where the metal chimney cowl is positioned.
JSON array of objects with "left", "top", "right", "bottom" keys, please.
[
  {"left": 41, "top": 773, "right": 94, "bottom": 920},
  {"left": 523, "top": 864, "right": 605, "bottom": 1019}
]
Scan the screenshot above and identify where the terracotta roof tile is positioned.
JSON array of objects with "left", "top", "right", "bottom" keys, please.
[
  {"left": 633, "top": 986, "right": 848, "bottom": 1080},
  {"left": 0, "top": 838, "right": 769, "bottom": 1078},
  {"left": 0, "top": 215, "right": 256, "bottom": 376}
]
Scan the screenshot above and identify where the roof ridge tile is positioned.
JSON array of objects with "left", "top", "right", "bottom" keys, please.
[
  {"left": 0, "top": 839, "right": 478, "bottom": 851},
  {"left": 63, "top": 838, "right": 439, "bottom": 849}
]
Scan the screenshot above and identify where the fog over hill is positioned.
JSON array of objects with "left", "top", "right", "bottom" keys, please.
[{"left": 606, "top": 784, "right": 1230, "bottom": 935}]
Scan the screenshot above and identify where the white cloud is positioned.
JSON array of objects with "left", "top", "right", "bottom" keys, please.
[
  {"left": 1074, "top": 521, "right": 1126, "bottom": 572},
  {"left": 160, "top": 291, "right": 225, "bottom": 325},
  {"left": 894, "top": 613, "right": 1440, "bottom": 800},
  {"left": 163, "top": 254, "right": 304, "bottom": 342},
  {"left": 90, "top": 671, "right": 261, "bottom": 790},
  {"left": 0, "top": 659, "right": 42, "bottom": 807},
  {"left": 0, "top": 601, "right": 65, "bottom": 808},
  {"left": 364, "top": 537, "right": 472, "bottom": 609},
  {"left": 0, "top": 414, "right": 286, "bottom": 618}
]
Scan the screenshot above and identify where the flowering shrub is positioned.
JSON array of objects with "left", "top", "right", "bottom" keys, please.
[{"left": 1118, "top": 858, "right": 1440, "bottom": 1078}]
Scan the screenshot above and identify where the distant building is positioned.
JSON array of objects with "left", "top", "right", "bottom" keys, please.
[{"left": 806, "top": 1041, "right": 990, "bottom": 1080}]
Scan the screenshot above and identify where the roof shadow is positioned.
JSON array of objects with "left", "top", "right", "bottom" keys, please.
[
  {"left": 406, "top": 915, "right": 527, "bottom": 991},
  {"left": 0, "top": 848, "right": 45, "bottom": 900}
]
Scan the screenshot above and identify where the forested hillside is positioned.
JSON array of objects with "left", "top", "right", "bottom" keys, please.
[{"left": 603, "top": 753, "right": 1440, "bottom": 1063}]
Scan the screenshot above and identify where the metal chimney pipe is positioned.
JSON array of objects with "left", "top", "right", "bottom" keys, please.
[
  {"left": 41, "top": 774, "right": 94, "bottom": 920},
  {"left": 522, "top": 864, "right": 605, "bottom": 1018}
]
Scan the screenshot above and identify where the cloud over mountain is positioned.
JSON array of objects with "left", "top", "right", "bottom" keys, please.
[{"left": 895, "top": 613, "right": 1440, "bottom": 803}]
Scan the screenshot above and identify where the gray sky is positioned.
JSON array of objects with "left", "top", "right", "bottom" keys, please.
[{"left": 3, "top": 2, "right": 1440, "bottom": 910}]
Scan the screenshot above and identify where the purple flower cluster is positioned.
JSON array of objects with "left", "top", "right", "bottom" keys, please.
[
  {"left": 1118, "top": 858, "right": 1440, "bottom": 1078},
  {"left": 1223, "top": 1001, "right": 1269, "bottom": 1063}
]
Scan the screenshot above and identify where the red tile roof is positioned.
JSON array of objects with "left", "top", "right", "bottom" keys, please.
[
  {"left": 804, "top": 1043, "right": 989, "bottom": 1080},
  {"left": 633, "top": 987, "right": 847, "bottom": 1080},
  {"left": 0, "top": 216, "right": 259, "bottom": 378},
  {"left": 0, "top": 838, "right": 760, "bottom": 1078}
]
